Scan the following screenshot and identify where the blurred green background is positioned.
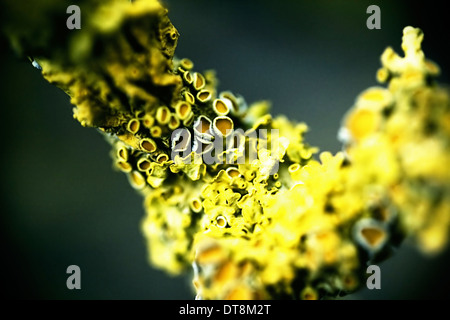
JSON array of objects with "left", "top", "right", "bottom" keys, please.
[{"left": 1, "top": 0, "right": 449, "bottom": 299}]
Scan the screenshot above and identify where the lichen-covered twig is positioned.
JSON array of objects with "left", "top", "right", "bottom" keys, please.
[{"left": 2, "top": 0, "right": 449, "bottom": 299}]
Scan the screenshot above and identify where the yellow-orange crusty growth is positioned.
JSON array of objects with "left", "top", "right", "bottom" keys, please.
[{"left": 2, "top": 0, "right": 450, "bottom": 299}]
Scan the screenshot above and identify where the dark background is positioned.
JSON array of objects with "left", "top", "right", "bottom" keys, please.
[{"left": 1, "top": 0, "right": 449, "bottom": 299}]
